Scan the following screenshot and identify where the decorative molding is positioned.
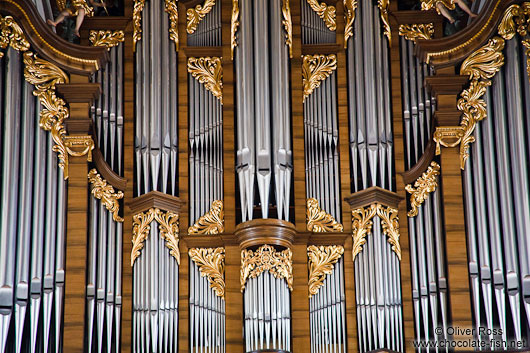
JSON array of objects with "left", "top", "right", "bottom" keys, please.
[
  {"left": 240, "top": 244, "right": 293, "bottom": 292},
  {"left": 378, "top": 205, "right": 401, "bottom": 260},
  {"left": 421, "top": 0, "right": 455, "bottom": 13},
  {"left": 307, "top": 245, "right": 344, "bottom": 298},
  {"left": 133, "top": 0, "right": 146, "bottom": 52},
  {"left": 523, "top": 39, "right": 530, "bottom": 84},
  {"left": 405, "top": 161, "right": 440, "bottom": 217},
  {"left": 189, "top": 247, "right": 225, "bottom": 298},
  {"left": 306, "top": 198, "right": 343, "bottom": 232},
  {"left": 187, "top": 0, "right": 215, "bottom": 34},
  {"left": 282, "top": 0, "right": 293, "bottom": 58},
  {"left": 343, "top": 0, "right": 357, "bottom": 47},
  {"left": 88, "top": 169, "right": 124, "bottom": 222},
  {"left": 497, "top": 3, "right": 530, "bottom": 41},
  {"left": 235, "top": 219, "right": 296, "bottom": 249},
  {"left": 398, "top": 23, "right": 434, "bottom": 42},
  {"left": 378, "top": 0, "right": 391, "bottom": 43},
  {"left": 0, "top": 15, "right": 30, "bottom": 57},
  {"left": 306, "top": 0, "right": 336, "bottom": 31},
  {"left": 230, "top": 0, "right": 239, "bottom": 60},
  {"left": 164, "top": 0, "right": 179, "bottom": 51},
  {"left": 188, "top": 200, "right": 224, "bottom": 235},
  {"left": 89, "top": 30, "right": 124, "bottom": 49},
  {"left": 131, "top": 209, "right": 156, "bottom": 266},
  {"left": 187, "top": 56, "right": 223, "bottom": 103},
  {"left": 64, "top": 135, "right": 94, "bottom": 161},
  {"left": 302, "top": 54, "right": 337, "bottom": 101}
]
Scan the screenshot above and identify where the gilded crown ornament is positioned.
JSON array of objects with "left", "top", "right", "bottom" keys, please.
[
  {"left": 188, "top": 57, "right": 223, "bottom": 103},
  {"left": 307, "top": 245, "right": 344, "bottom": 298},
  {"left": 240, "top": 245, "right": 293, "bottom": 292},
  {"left": 88, "top": 169, "right": 124, "bottom": 222},
  {"left": 188, "top": 200, "right": 224, "bottom": 235},
  {"left": 405, "top": 161, "right": 441, "bottom": 217},
  {"left": 302, "top": 54, "right": 337, "bottom": 101},
  {"left": 306, "top": 198, "right": 343, "bottom": 232},
  {"left": 189, "top": 247, "right": 225, "bottom": 298}
]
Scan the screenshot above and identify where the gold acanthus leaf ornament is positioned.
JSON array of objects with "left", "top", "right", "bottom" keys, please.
[
  {"left": 421, "top": 0, "right": 455, "bottom": 14},
  {"left": 88, "top": 169, "right": 124, "bottom": 222},
  {"left": 307, "top": 245, "right": 344, "bottom": 298},
  {"left": 187, "top": 0, "right": 216, "bottom": 34},
  {"left": 302, "top": 54, "right": 337, "bottom": 101},
  {"left": 241, "top": 245, "right": 293, "bottom": 292},
  {"left": 0, "top": 16, "right": 30, "bottom": 57},
  {"left": 133, "top": 0, "right": 146, "bottom": 52},
  {"left": 282, "top": 0, "right": 293, "bottom": 58},
  {"left": 230, "top": 0, "right": 240, "bottom": 60},
  {"left": 89, "top": 30, "right": 124, "bottom": 49},
  {"left": 378, "top": 0, "right": 391, "bottom": 43},
  {"left": 131, "top": 209, "right": 156, "bottom": 266},
  {"left": 498, "top": 3, "right": 530, "bottom": 40},
  {"left": 398, "top": 23, "right": 434, "bottom": 42},
  {"left": 165, "top": 0, "right": 179, "bottom": 51},
  {"left": 188, "top": 200, "right": 224, "bottom": 235},
  {"left": 306, "top": 0, "right": 336, "bottom": 31},
  {"left": 189, "top": 247, "right": 225, "bottom": 298},
  {"left": 378, "top": 205, "right": 401, "bottom": 260},
  {"left": 460, "top": 37, "right": 505, "bottom": 81},
  {"left": 188, "top": 57, "right": 223, "bottom": 103},
  {"left": 306, "top": 198, "right": 343, "bottom": 232},
  {"left": 405, "top": 161, "right": 440, "bottom": 217},
  {"left": 343, "top": 0, "right": 358, "bottom": 47}
]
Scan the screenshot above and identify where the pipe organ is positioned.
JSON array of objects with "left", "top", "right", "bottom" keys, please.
[{"left": 2, "top": 0, "right": 530, "bottom": 352}]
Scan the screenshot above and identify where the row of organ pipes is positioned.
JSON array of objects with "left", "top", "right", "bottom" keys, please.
[
  {"left": 186, "top": 0, "right": 222, "bottom": 47},
  {"left": 300, "top": 0, "right": 335, "bottom": 45}
]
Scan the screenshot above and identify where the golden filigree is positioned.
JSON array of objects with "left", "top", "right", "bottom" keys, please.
[
  {"left": 187, "top": 0, "right": 216, "bottom": 34},
  {"left": 523, "top": 39, "right": 530, "bottom": 83},
  {"left": 131, "top": 209, "right": 156, "bottom": 266},
  {"left": 188, "top": 200, "right": 224, "bottom": 235},
  {"left": 88, "top": 169, "right": 124, "bottom": 222},
  {"left": 302, "top": 54, "right": 337, "bottom": 101},
  {"left": 0, "top": 16, "right": 30, "bottom": 57},
  {"left": 189, "top": 247, "right": 225, "bottom": 298},
  {"left": 460, "top": 37, "right": 505, "bottom": 81},
  {"left": 307, "top": 245, "right": 344, "bottom": 298},
  {"left": 241, "top": 245, "right": 293, "bottom": 292},
  {"left": 378, "top": 205, "right": 401, "bottom": 260},
  {"left": 498, "top": 3, "right": 530, "bottom": 40},
  {"left": 433, "top": 125, "right": 464, "bottom": 154},
  {"left": 306, "top": 0, "right": 336, "bottom": 31},
  {"left": 343, "top": 0, "right": 358, "bottom": 47},
  {"left": 155, "top": 209, "right": 180, "bottom": 264},
  {"left": 165, "top": 0, "right": 179, "bottom": 51},
  {"left": 306, "top": 198, "right": 343, "bottom": 232},
  {"left": 65, "top": 135, "right": 94, "bottom": 162},
  {"left": 230, "top": 0, "right": 240, "bottom": 60},
  {"left": 188, "top": 57, "right": 223, "bottom": 103},
  {"left": 405, "top": 161, "right": 440, "bottom": 217},
  {"left": 89, "top": 30, "right": 124, "bottom": 49},
  {"left": 421, "top": 0, "right": 455, "bottom": 14},
  {"left": 378, "top": 0, "right": 391, "bottom": 43},
  {"left": 133, "top": 0, "right": 146, "bottom": 51},
  {"left": 282, "top": 0, "right": 293, "bottom": 58},
  {"left": 398, "top": 23, "right": 434, "bottom": 42}
]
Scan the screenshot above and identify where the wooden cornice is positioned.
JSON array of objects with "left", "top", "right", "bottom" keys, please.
[
  {"left": 301, "top": 43, "right": 341, "bottom": 55},
  {"left": 129, "top": 191, "right": 184, "bottom": 215},
  {"left": 1, "top": 0, "right": 108, "bottom": 75},
  {"left": 56, "top": 83, "right": 101, "bottom": 103},
  {"left": 92, "top": 147, "right": 127, "bottom": 191},
  {"left": 402, "top": 139, "right": 437, "bottom": 185},
  {"left": 182, "top": 46, "right": 223, "bottom": 58},
  {"left": 235, "top": 219, "right": 296, "bottom": 250},
  {"left": 425, "top": 75, "right": 469, "bottom": 96},
  {"left": 344, "top": 187, "right": 403, "bottom": 210},
  {"left": 414, "top": 0, "right": 518, "bottom": 68},
  {"left": 390, "top": 10, "right": 441, "bottom": 26}
]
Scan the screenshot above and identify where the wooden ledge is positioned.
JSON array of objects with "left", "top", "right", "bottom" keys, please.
[
  {"left": 391, "top": 10, "right": 441, "bottom": 26},
  {"left": 182, "top": 46, "right": 223, "bottom": 58},
  {"left": 81, "top": 17, "right": 130, "bottom": 31},
  {"left": 425, "top": 75, "right": 469, "bottom": 96},
  {"left": 402, "top": 139, "right": 437, "bottom": 185},
  {"left": 181, "top": 235, "right": 225, "bottom": 248},
  {"left": 235, "top": 219, "right": 296, "bottom": 250},
  {"left": 56, "top": 83, "right": 101, "bottom": 103},
  {"left": 301, "top": 43, "right": 342, "bottom": 55},
  {"left": 129, "top": 191, "right": 184, "bottom": 215},
  {"left": 92, "top": 147, "right": 127, "bottom": 191},
  {"left": 344, "top": 186, "right": 403, "bottom": 210}
]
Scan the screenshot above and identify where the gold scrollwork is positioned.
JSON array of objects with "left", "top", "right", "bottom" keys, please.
[
  {"left": 378, "top": 0, "right": 391, "bottom": 43},
  {"left": 188, "top": 57, "right": 223, "bottom": 103},
  {"left": 282, "top": 0, "right": 293, "bottom": 58},
  {"left": 133, "top": 0, "right": 146, "bottom": 51},
  {"left": 189, "top": 247, "right": 225, "bottom": 298},
  {"left": 523, "top": 39, "right": 530, "bottom": 84},
  {"left": 302, "top": 54, "right": 337, "bottom": 101},
  {"left": 405, "top": 161, "right": 440, "bottom": 217},
  {"left": 378, "top": 205, "right": 401, "bottom": 260},
  {"left": 241, "top": 244, "right": 293, "bottom": 292},
  {"left": 187, "top": 0, "right": 216, "bottom": 34},
  {"left": 343, "top": 0, "right": 358, "bottom": 47},
  {"left": 165, "top": 0, "right": 179, "bottom": 51},
  {"left": 64, "top": 135, "right": 94, "bottom": 161},
  {"left": 231, "top": 0, "right": 240, "bottom": 60},
  {"left": 306, "top": 198, "right": 343, "bottom": 232},
  {"left": 188, "top": 200, "right": 224, "bottom": 235},
  {"left": 498, "top": 3, "right": 530, "bottom": 40},
  {"left": 88, "top": 169, "right": 124, "bottom": 222},
  {"left": 306, "top": 0, "right": 336, "bottom": 31},
  {"left": 131, "top": 209, "right": 156, "bottom": 266},
  {"left": 421, "top": 0, "right": 455, "bottom": 14},
  {"left": 460, "top": 37, "right": 505, "bottom": 81},
  {"left": 307, "top": 245, "right": 344, "bottom": 298},
  {"left": 398, "top": 23, "right": 434, "bottom": 42},
  {"left": 89, "top": 30, "right": 125, "bottom": 49},
  {"left": 0, "top": 16, "right": 30, "bottom": 57}
]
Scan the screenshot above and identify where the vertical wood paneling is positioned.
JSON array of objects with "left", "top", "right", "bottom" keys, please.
[
  {"left": 292, "top": 243, "right": 311, "bottom": 353},
  {"left": 178, "top": 241, "right": 190, "bottom": 353},
  {"left": 225, "top": 244, "right": 244, "bottom": 352}
]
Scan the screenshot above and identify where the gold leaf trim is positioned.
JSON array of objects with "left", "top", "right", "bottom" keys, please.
[
  {"left": 302, "top": 54, "right": 337, "bottom": 101},
  {"left": 498, "top": 3, "right": 530, "bottom": 40},
  {"left": 343, "top": 0, "right": 358, "bottom": 48},
  {"left": 307, "top": 245, "right": 344, "bottom": 298},
  {"left": 131, "top": 209, "right": 156, "bottom": 266},
  {"left": 405, "top": 161, "right": 440, "bottom": 217},
  {"left": 398, "top": 23, "right": 434, "bottom": 42},
  {"left": 421, "top": 0, "right": 455, "bottom": 14},
  {"left": 188, "top": 200, "right": 224, "bottom": 235},
  {"left": 187, "top": 56, "right": 223, "bottom": 103},
  {"left": 523, "top": 39, "right": 530, "bottom": 84},
  {"left": 460, "top": 37, "right": 505, "bottom": 81},
  {"left": 133, "top": 0, "right": 146, "bottom": 52},
  {"left": 378, "top": 0, "right": 391, "bottom": 43},
  {"left": 306, "top": 0, "right": 336, "bottom": 31},
  {"left": 155, "top": 209, "right": 180, "bottom": 264},
  {"left": 0, "top": 16, "right": 30, "bottom": 57},
  {"left": 241, "top": 244, "right": 293, "bottom": 292},
  {"left": 165, "top": 0, "right": 179, "bottom": 51},
  {"left": 187, "top": 0, "right": 216, "bottom": 34},
  {"left": 306, "top": 198, "right": 343, "bottom": 232},
  {"left": 189, "top": 247, "right": 225, "bottom": 298},
  {"left": 378, "top": 205, "right": 401, "bottom": 260},
  {"left": 88, "top": 169, "right": 124, "bottom": 222},
  {"left": 230, "top": 0, "right": 240, "bottom": 60},
  {"left": 282, "top": 0, "right": 293, "bottom": 58},
  {"left": 89, "top": 30, "right": 124, "bottom": 49},
  {"left": 64, "top": 135, "right": 94, "bottom": 161}
]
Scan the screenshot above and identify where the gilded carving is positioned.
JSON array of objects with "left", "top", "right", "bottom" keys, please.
[
  {"left": 460, "top": 37, "right": 505, "bottom": 81},
  {"left": 165, "top": 0, "right": 179, "bottom": 50},
  {"left": 188, "top": 57, "right": 223, "bottom": 103},
  {"left": 131, "top": 209, "right": 156, "bottom": 266},
  {"left": 133, "top": 0, "right": 146, "bottom": 51},
  {"left": 405, "top": 161, "right": 440, "bottom": 218},
  {"left": 64, "top": 135, "right": 94, "bottom": 161},
  {"left": 0, "top": 16, "right": 30, "bottom": 57},
  {"left": 421, "top": 0, "right": 455, "bottom": 13},
  {"left": 378, "top": 205, "right": 401, "bottom": 260},
  {"left": 302, "top": 54, "right": 337, "bottom": 101},
  {"left": 307, "top": 245, "right": 344, "bottom": 298},
  {"left": 306, "top": 0, "right": 336, "bottom": 31},
  {"left": 523, "top": 39, "right": 530, "bottom": 83},
  {"left": 306, "top": 198, "right": 343, "bottom": 232},
  {"left": 188, "top": 200, "right": 224, "bottom": 235},
  {"left": 378, "top": 0, "right": 391, "bottom": 43},
  {"left": 89, "top": 30, "right": 125, "bottom": 48},
  {"left": 498, "top": 3, "right": 530, "bottom": 40},
  {"left": 282, "top": 0, "right": 293, "bottom": 58},
  {"left": 343, "top": 0, "right": 358, "bottom": 47},
  {"left": 187, "top": 0, "right": 216, "bottom": 34},
  {"left": 398, "top": 23, "right": 434, "bottom": 42},
  {"left": 241, "top": 245, "right": 293, "bottom": 292},
  {"left": 230, "top": 0, "right": 240, "bottom": 60},
  {"left": 189, "top": 247, "right": 225, "bottom": 298},
  {"left": 88, "top": 169, "right": 124, "bottom": 222}
]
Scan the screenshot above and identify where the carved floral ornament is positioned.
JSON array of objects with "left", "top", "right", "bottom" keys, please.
[
  {"left": 0, "top": 15, "right": 30, "bottom": 56},
  {"left": 405, "top": 161, "right": 440, "bottom": 217},
  {"left": 88, "top": 169, "right": 124, "bottom": 222},
  {"left": 305, "top": 0, "right": 336, "bottom": 31},
  {"left": 188, "top": 56, "right": 223, "bottom": 103},
  {"left": 187, "top": 0, "right": 216, "bottom": 34},
  {"left": 133, "top": 0, "right": 179, "bottom": 51},
  {"left": 189, "top": 247, "right": 225, "bottom": 299},
  {"left": 302, "top": 54, "right": 337, "bottom": 101},
  {"left": 343, "top": 0, "right": 357, "bottom": 47},
  {"left": 188, "top": 200, "right": 224, "bottom": 235},
  {"left": 421, "top": 0, "right": 455, "bottom": 14},
  {"left": 307, "top": 245, "right": 344, "bottom": 298},
  {"left": 89, "top": 30, "right": 124, "bottom": 48},
  {"left": 131, "top": 208, "right": 180, "bottom": 266},
  {"left": 240, "top": 244, "right": 293, "bottom": 292},
  {"left": 398, "top": 23, "right": 435, "bottom": 42},
  {"left": 306, "top": 198, "right": 343, "bottom": 232}
]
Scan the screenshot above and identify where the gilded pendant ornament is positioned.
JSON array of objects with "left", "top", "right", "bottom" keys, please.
[
  {"left": 131, "top": 209, "right": 156, "bottom": 266},
  {"left": 64, "top": 135, "right": 94, "bottom": 162},
  {"left": 240, "top": 245, "right": 293, "bottom": 292},
  {"left": 398, "top": 23, "right": 434, "bottom": 42},
  {"left": 88, "top": 169, "right": 124, "bottom": 222},
  {"left": 343, "top": 0, "right": 358, "bottom": 47},
  {"left": 306, "top": 0, "right": 336, "bottom": 31},
  {"left": 133, "top": 0, "right": 146, "bottom": 51},
  {"left": 189, "top": 247, "right": 225, "bottom": 298},
  {"left": 302, "top": 54, "right": 337, "bottom": 101},
  {"left": 378, "top": 205, "right": 401, "bottom": 260},
  {"left": 188, "top": 57, "right": 223, "bottom": 103},
  {"left": 405, "top": 161, "right": 440, "bottom": 217},
  {"left": 188, "top": 200, "right": 224, "bottom": 235},
  {"left": 306, "top": 198, "right": 343, "bottom": 232},
  {"left": 523, "top": 39, "right": 530, "bottom": 83},
  {"left": 165, "top": 0, "right": 179, "bottom": 51},
  {"left": 421, "top": 0, "right": 455, "bottom": 13},
  {"left": 282, "top": 0, "right": 293, "bottom": 58},
  {"left": 230, "top": 0, "right": 240, "bottom": 60},
  {"left": 89, "top": 30, "right": 124, "bottom": 48},
  {"left": 0, "top": 16, "right": 30, "bottom": 57},
  {"left": 187, "top": 0, "right": 216, "bottom": 34},
  {"left": 378, "top": 0, "right": 391, "bottom": 43},
  {"left": 307, "top": 245, "right": 344, "bottom": 298}
]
